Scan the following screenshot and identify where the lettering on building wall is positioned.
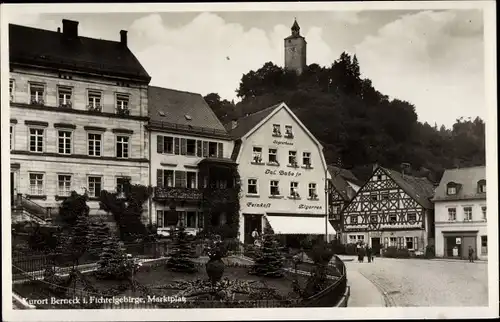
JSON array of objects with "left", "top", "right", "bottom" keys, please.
[
  {"left": 247, "top": 202, "right": 272, "bottom": 208},
  {"left": 272, "top": 140, "right": 294, "bottom": 146},
  {"left": 298, "top": 204, "right": 322, "bottom": 210},
  {"left": 265, "top": 169, "right": 302, "bottom": 177}
]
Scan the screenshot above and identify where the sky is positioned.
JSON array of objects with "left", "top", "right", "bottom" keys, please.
[{"left": 6, "top": 8, "right": 486, "bottom": 128}]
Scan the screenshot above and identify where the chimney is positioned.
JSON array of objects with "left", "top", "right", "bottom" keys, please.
[
  {"left": 62, "top": 19, "right": 79, "bottom": 39},
  {"left": 57, "top": 27, "right": 61, "bottom": 33},
  {"left": 120, "top": 30, "right": 128, "bottom": 46},
  {"left": 401, "top": 162, "right": 411, "bottom": 178},
  {"left": 372, "top": 163, "right": 378, "bottom": 173},
  {"left": 231, "top": 120, "right": 238, "bottom": 130}
]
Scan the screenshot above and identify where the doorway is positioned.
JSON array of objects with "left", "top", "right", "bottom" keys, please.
[
  {"left": 243, "top": 214, "right": 262, "bottom": 244},
  {"left": 445, "top": 236, "right": 462, "bottom": 258},
  {"left": 371, "top": 237, "right": 381, "bottom": 256}
]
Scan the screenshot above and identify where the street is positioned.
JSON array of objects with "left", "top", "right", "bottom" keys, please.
[{"left": 345, "top": 257, "right": 489, "bottom": 307}]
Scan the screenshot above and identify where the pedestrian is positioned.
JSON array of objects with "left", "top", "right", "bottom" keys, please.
[
  {"left": 360, "top": 245, "right": 366, "bottom": 263},
  {"left": 468, "top": 246, "right": 475, "bottom": 263},
  {"left": 366, "top": 246, "right": 372, "bottom": 263},
  {"left": 251, "top": 228, "right": 259, "bottom": 243},
  {"left": 357, "top": 242, "right": 362, "bottom": 262}
]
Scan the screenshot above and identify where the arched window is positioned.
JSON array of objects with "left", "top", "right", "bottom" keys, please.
[
  {"left": 477, "top": 180, "right": 486, "bottom": 193},
  {"left": 446, "top": 182, "right": 458, "bottom": 195}
]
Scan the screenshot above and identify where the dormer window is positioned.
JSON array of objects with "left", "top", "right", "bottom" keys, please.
[
  {"left": 477, "top": 180, "right": 486, "bottom": 193},
  {"left": 185, "top": 114, "right": 192, "bottom": 121},
  {"left": 285, "top": 125, "right": 293, "bottom": 138},
  {"left": 272, "top": 124, "right": 281, "bottom": 136},
  {"left": 447, "top": 182, "right": 458, "bottom": 195}
]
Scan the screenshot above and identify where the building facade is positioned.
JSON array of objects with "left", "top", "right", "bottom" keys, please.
[
  {"left": 284, "top": 19, "right": 307, "bottom": 75},
  {"left": 227, "top": 102, "right": 335, "bottom": 244},
  {"left": 342, "top": 165, "right": 435, "bottom": 255},
  {"left": 432, "top": 166, "right": 487, "bottom": 260},
  {"left": 147, "top": 86, "right": 236, "bottom": 236},
  {"left": 9, "top": 20, "right": 151, "bottom": 221}
]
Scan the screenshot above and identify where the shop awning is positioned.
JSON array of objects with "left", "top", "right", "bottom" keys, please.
[{"left": 265, "top": 215, "right": 336, "bottom": 235}]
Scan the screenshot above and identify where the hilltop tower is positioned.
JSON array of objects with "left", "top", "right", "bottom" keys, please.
[{"left": 284, "top": 19, "right": 307, "bottom": 75}]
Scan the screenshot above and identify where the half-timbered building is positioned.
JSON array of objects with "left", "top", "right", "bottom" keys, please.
[{"left": 342, "top": 165, "right": 435, "bottom": 255}]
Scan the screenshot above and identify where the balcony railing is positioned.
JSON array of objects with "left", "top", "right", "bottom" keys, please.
[
  {"left": 149, "top": 120, "right": 228, "bottom": 136},
  {"left": 154, "top": 187, "right": 203, "bottom": 201}
]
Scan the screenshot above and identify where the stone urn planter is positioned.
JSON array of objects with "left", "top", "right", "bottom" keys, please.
[{"left": 206, "top": 241, "right": 225, "bottom": 285}]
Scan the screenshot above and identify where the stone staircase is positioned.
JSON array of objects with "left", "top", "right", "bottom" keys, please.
[{"left": 11, "top": 193, "right": 53, "bottom": 225}]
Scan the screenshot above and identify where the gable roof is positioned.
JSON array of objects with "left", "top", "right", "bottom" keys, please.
[
  {"left": 9, "top": 23, "right": 150, "bottom": 82},
  {"left": 380, "top": 167, "right": 435, "bottom": 209},
  {"left": 328, "top": 165, "right": 357, "bottom": 201},
  {"left": 328, "top": 165, "right": 362, "bottom": 186},
  {"left": 432, "top": 166, "right": 486, "bottom": 201},
  {"left": 148, "top": 86, "right": 229, "bottom": 138},
  {"left": 226, "top": 103, "right": 281, "bottom": 140}
]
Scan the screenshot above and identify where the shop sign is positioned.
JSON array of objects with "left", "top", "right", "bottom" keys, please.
[
  {"left": 272, "top": 139, "right": 293, "bottom": 146},
  {"left": 247, "top": 201, "right": 271, "bottom": 209},
  {"left": 298, "top": 204, "right": 322, "bottom": 211},
  {"left": 265, "top": 169, "right": 302, "bottom": 178},
  {"left": 456, "top": 237, "right": 462, "bottom": 245}
]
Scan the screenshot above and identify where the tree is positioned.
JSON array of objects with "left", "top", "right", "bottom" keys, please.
[
  {"left": 57, "top": 191, "right": 90, "bottom": 228},
  {"left": 67, "top": 213, "right": 90, "bottom": 267},
  {"left": 87, "top": 218, "right": 111, "bottom": 258},
  {"left": 166, "top": 225, "right": 197, "bottom": 273},
  {"left": 249, "top": 226, "right": 284, "bottom": 278},
  {"left": 96, "top": 236, "right": 137, "bottom": 280}
]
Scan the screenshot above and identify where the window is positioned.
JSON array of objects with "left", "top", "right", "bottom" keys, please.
[
  {"left": 252, "top": 147, "right": 263, "bottom": 163},
  {"left": 29, "top": 173, "right": 44, "bottom": 195},
  {"left": 186, "top": 139, "right": 196, "bottom": 156},
  {"left": 116, "top": 93, "right": 129, "bottom": 114},
  {"left": 370, "top": 193, "right": 378, "bottom": 202},
  {"left": 478, "top": 180, "right": 486, "bottom": 193},
  {"left": 116, "top": 177, "right": 131, "bottom": 193},
  {"left": 405, "top": 237, "right": 414, "bottom": 250},
  {"left": 174, "top": 171, "right": 187, "bottom": 188},
  {"left": 208, "top": 142, "right": 218, "bottom": 157},
  {"left": 186, "top": 172, "right": 197, "bottom": 188},
  {"left": 116, "top": 136, "right": 129, "bottom": 158},
  {"left": 357, "top": 235, "right": 365, "bottom": 241},
  {"left": 88, "top": 176, "right": 102, "bottom": 198},
  {"left": 29, "top": 83, "right": 45, "bottom": 104},
  {"left": 57, "top": 175, "right": 71, "bottom": 196},
  {"left": 165, "top": 136, "right": 174, "bottom": 154},
  {"left": 247, "top": 179, "right": 258, "bottom": 195},
  {"left": 448, "top": 208, "right": 457, "bottom": 221},
  {"left": 381, "top": 191, "right": 389, "bottom": 200},
  {"left": 377, "top": 174, "right": 386, "bottom": 181},
  {"left": 447, "top": 183, "right": 457, "bottom": 195},
  {"left": 272, "top": 124, "right": 281, "bottom": 136},
  {"left": 481, "top": 236, "right": 487, "bottom": 255},
  {"left": 9, "top": 79, "right": 14, "bottom": 101},
  {"left": 270, "top": 180, "right": 280, "bottom": 196},
  {"left": 308, "top": 183, "right": 317, "bottom": 199},
  {"left": 58, "top": 131, "right": 72, "bottom": 154},
  {"left": 288, "top": 151, "right": 297, "bottom": 165},
  {"left": 303, "top": 152, "right": 311, "bottom": 167},
  {"left": 463, "top": 206, "right": 472, "bottom": 221},
  {"left": 29, "top": 128, "right": 44, "bottom": 152},
  {"left": 158, "top": 170, "right": 174, "bottom": 187},
  {"left": 88, "top": 90, "right": 102, "bottom": 111},
  {"left": 290, "top": 182, "right": 299, "bottom": 197},
  {"left": 350, "top": 216, "right": 358, "bottom": 224},
  {"left": 268, "top": 148, "right": 278, "bottom": 164},
  {"left": 389, "top": 237, "right": 397, "bottom": 247},
  {"left": 349, "top": 235, "right": 357, "bottom": 243},
  {"left": 370, "top": 215, "right": 378, "bottom": 223},
  {"left": 389, "top": 215, "right": 397, "bottom": 224},
  {"left": 481, "top": 206, "right": 487, "bottom": 221},
  {"left": 58, "top": 86, "right": 72, "bottom": 108},
  {"left": 408, "top": 213, "right": 417, "bottom": 223},
  {"left": 285, "top": 125, "right": 293, "bottom": 138},
  {"left": 88, "top": 133, "right": 102, "bottom": 156}
]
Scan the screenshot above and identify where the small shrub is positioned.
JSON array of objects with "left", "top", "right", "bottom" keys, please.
[
  {"left": 166, "top": 225, "right": 197, "bottom": 273},
  {"left": 96, "top": 237, "right": 139, "bottom": 280},
  {"left": 383, "top": 246, "right": 410, "bottom": 258}
]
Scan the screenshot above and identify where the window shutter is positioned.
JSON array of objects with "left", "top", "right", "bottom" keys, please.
[
  {"left": 384, "top": 237, "right": 388, "bottom": 248},
  {"left": 157, "top": 135, "right": 164, "bottom": 153},
  {"left": 197, "top": 212, "right": 204, "bottom": 228},
  {"left": 180, "top": 138, "right": 187, "bottom": 155},
  {"left": 174, "top": 138, "right": 180, "bottom": 155},
  {"left": 157, "top": 210, "right": 163, "bottom": 227},
  {"left": 202, "top": 141, "right": 208, "bottom": 157},
  {"left": 414, "top": 237, "right": 419, "bottom": 250},
  {"left": 156, "top": 169, "right": 163, "bottom": 187},
  {"left": 196, "top": 141, "right": 202, "bottom": 157},
  {"left": 217, "top": 143, "right": 223, "bottom": 158}
]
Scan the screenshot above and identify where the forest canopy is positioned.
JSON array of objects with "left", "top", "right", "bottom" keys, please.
[{"left": 204, "top": 53, "right": 485, "bottom": 182}]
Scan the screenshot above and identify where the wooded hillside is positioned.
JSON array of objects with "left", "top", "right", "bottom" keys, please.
[{"left": 204, "top": 53, "right": 485, "bottom": 183}]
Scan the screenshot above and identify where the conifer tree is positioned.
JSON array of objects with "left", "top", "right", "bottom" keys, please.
[
  {"left": 68, "top": 213, "right": 90, "bottom": 267},
  {"left": 166, "top": 225, "right": 197, "bottom": 273},
  {"left": 88, "top": 218, "right": 111, "bottom": 258},
  {"left": 96, "top": 236, "right": 134, "bottom": 280},
  {"left": 250, "top": 225, "right": 284, "bottom": 278}
]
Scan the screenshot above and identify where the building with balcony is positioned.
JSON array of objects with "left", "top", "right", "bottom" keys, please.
[
  {"left": 147, "top": 86, "right": 236, "bottom": 237},
  {"left": 9, "top": 20, "right": 151, "bottom": 222},
  {"left": 432, "top": 166, "right": 487, "bottom": 260},
  {"left": 227, "top": 102, "right": 335, "bottom": 244},
  {"left": 342, "top": 165, "right": 435, "bottom": 255},
  {"left": 327, "top": 165, "right": 360, "bottom": 240}
]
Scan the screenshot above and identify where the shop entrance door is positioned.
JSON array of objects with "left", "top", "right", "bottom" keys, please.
[{"left": 243, "top": 214, "right": 262, "bottom": 244}]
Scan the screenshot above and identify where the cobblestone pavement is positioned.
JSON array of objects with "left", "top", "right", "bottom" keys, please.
[{"left": 345, "top": 257, "right": 489, "bottom": 307}]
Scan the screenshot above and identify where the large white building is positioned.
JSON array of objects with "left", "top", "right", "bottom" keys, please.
[
  {"left": 147, "top": 86, "right": 235, "bottom": 236},
  {"left": 432, "top": 166, "right": 487, "bottom": 260},
  {"left": 227, "top": 102, "right": 335, "bottom": 244}
]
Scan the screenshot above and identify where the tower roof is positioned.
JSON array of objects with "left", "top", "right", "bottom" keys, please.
[{"left": 291, "top": 19, "right": 300, "bottom": 32}]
